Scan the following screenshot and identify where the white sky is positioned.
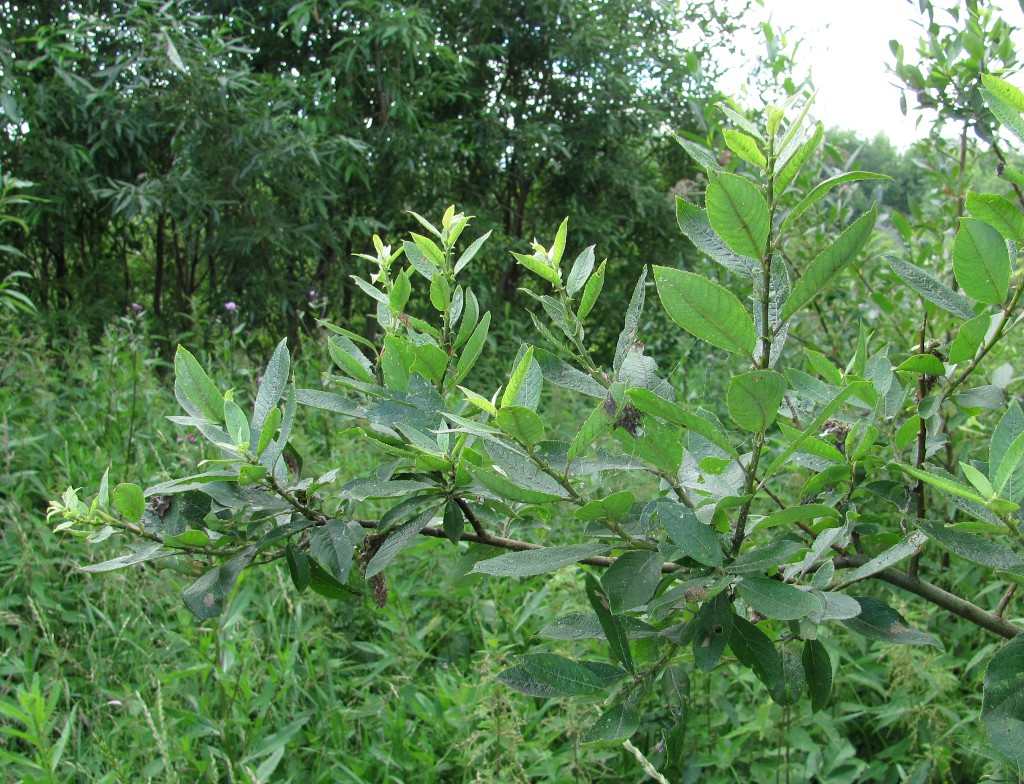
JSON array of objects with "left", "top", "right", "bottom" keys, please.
[{"left": 719, "top": 0, "right": 1024, "bottom": 148}]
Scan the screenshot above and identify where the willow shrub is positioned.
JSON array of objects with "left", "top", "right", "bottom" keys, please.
[{"left": 51, "top": 82, "right": 1024, "bottom": 776}]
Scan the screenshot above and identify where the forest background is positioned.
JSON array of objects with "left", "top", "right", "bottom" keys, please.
[{"left": 2, "top": 0, "right": 1024, "bottom": 782}]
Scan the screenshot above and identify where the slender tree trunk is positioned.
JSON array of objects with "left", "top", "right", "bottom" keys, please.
[{"left": 154, "top": 212, "right": 165, "bottom": 316}]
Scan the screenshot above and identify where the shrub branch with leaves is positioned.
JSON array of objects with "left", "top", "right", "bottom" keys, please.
[{"left": 50, "top": 84, "right": 1024, "bottom": 773}]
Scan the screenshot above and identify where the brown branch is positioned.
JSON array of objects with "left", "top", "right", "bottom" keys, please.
[
  {"left": 833, "top": 555, "right": 1021, "bottom": 639},
  {"left": 352, "top": 518, "right": 681, "bottom": 574},
  {"left": 996, "top": 583, "right": 1018, "bottom": 618}
]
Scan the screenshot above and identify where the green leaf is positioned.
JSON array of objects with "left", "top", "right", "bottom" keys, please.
[
  {"left": 757, "top": 504, "right": 839, "bottom": 531},
  {"left": 891, "top": 463, "right": 988, "bottom": 505},
  {"left": 582, "top": 703, "right": 640, "bottom": 743},
  {"left": 983, "top": 87, "right": 1024, "bottom": 146},
  {"left": 410, "top": 232, "right": 445, "bottom": 269},
  {"left": 601, "top": 551, "right": 663, "bottom": 613},
  {"left": 966, "top": 191, "right": 1024, "bottom": 243},
  {"left": 550, "top": 217, "right": 569, "bottom": 267},
  {"left": 307, "top": 559, "right": 356, "bottom": 600},
  {"left": 389, "top": 269, "right": 412, "bottom": 312},
  {"left": 626, "top": 387, "right": 738, "bottom": 458},
  {"left": 993, "top": 402, "right": 1024, "bottom": 503},
  {"left": 916, "top": 520, "right": 1024, "bottom": 572},
  {"left": 723, "top": 129, "right": 766, "bottom": 168},
  {"left": 566, "top": 245, "right": 596, "bottom": 298},
  {"left": 780, "top": 172, "right": 890, "bottom": 235},
  {"left": 471, "top": 464, "right": 565, "bottom": 504},
  {"left": 840, "top": 596, "right": 942, "bottom": 647},
  {"left": 802, "top": 639, "right": 833, "bottom": 713},
  {"left": 534, "top": 348, "right": 606, "bottom": 398},
  {"left": 577, "top": 259, "right": 606, "bottom": 321},
  {"left": 671, "top": 132, "right": 721, "bottom": 172},
  {"left": 495, "top": 406, "right": 545, "bottom": 447},
  {"left": 453, "top": 289, "right": 480, "bottom": 350},
  {"left": 675, "top": 198, "right": 755, "bottom": 276},
  {"left": 726, "top": 369, "right": 786, "bottom": 432},
  {"left": 994, "top": 431, "right": 1024, "bottom": 498},
  {"left": 782, "top": 206, "right": 877, "bottom": 321},
  {"left": 473, "top": 543, "right": 608, "bottom": 577},
  {"left": 113, "top": 483, "right": 146, "bottom": 523},
  {"left": 309, "top": 520, "right": 353, "bottom": 583},
  {"left": 285, "top": 545, "right": 310, "bottom": 592},
  {"left": 224, "top": 399, "right": 250, "bottom": 446},
  {"left": 660, "top": 503, "right": 724, "bottom": 567},
  {"left": 511, "top": 251, "right": 561, "bottom": 287},
  {"left": 885, "top": 254, "right": 975, "bottom": 321},
  {"left": 568, "top": 398, "right": 616, "bottom": 463},
  {"left": 949, "top": 314, "right": 993, "bottom": 364},
  {"left": 653, "top": 266, "right": 756, "bottom": 356},
  {"left": 692, "top": 592, "right": 734, "bottom": 672},
  {"left": 80, "top": 542, "right": 165, "bottom": 573},
  {"left": 454, "top": 230, "right": 492, "bottom": 276},
  {"left": 770, "top": 649, "right": 806, "bottom": 706},
  {"left": 429, "top": 274, "right": 451, "bottom": 312},
  {"left": 585, "top": 574, "right": 634, "bottom": 674},
  {"left": 736, "top": 576, "right": 820, "bottom": 621},
  {"left": 502, "top": 346, "right": 538, "bottom": 409},
  {"left": 174, "top": 346, "right": 223, "bottom": 423},
  {"left": 613, "top": 271, "right": 648, "bottom": 372},
  {"left": 182, "top": 547, "right": 256, "bottom": 621},
  {"left": 442, "top": 501, "right": 464, "bottom": 545},
  {"left": 364, "top": 507, "right": 439, "bottom": 578},
  {"left": 452, "top": 312, "right": 491, "bottom": 385},
  {"left": 518, "top": 653, "right": 606, "bottom": 697},
  {"left": 727, "top": 537, "right": 806, "bottom": 574},
  {"left": 833, "top": 530, "right": 928, "bottom": 588},
  {"left": 953, "top": 218, "right": 1010, "bottom": 305},
  {"left": 252, "top": 340, "right": 290, "bottom": 436},
  {"left": 775, "top": 121, "right": 823, "bottom": 195},
  {"left": 729, "top": 616, "right": 781, "bottom": 689},
  {"left": 983, "top": 73, "right": 1024, "bottom": 114},
  {"left": 895, "top": 355, "right": 946, "bottom": 375},
  {"left": 705, "top": 172, "right": 770, "bottom": 259},
  {"left": 984, "top": 636, "right": 1024, "bottom": 736},
  {"left": 328, "top": 336, "right": 375, "bottom": 384}
]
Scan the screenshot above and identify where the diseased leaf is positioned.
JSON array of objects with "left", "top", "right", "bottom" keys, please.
[
  {"left": 692, "top": 592, "right": 734, "bottom": 672},
  {"left": 182, "top": 547, "right": 256, "bottom": 621},
  {"left": 840, "top": 596, "right": 942, "bottom": 647},
  {"left": 653, "top": 266, "right": 756, "bottom": 356}
]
